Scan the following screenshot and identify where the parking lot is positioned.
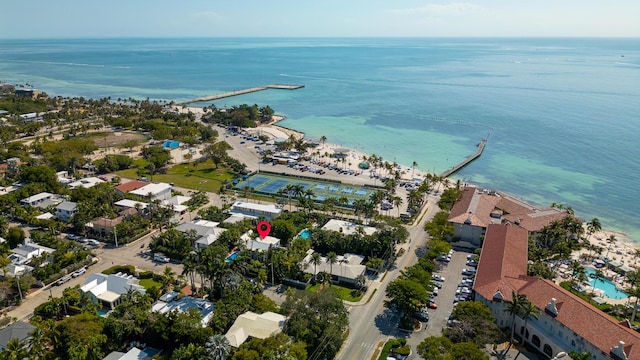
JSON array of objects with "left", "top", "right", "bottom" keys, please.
[{"left": 405, "top": 247, "right": 477, "bottom": 355}]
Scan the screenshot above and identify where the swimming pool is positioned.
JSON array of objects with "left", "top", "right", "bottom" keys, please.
[
  {"left": 585, "top": 267, "right": 627, "bottom": 300},
  {"left": 225, "top": 251, "right": 239, "bottom": 263},
  {"left": 299, "top": 229, "right": 311, "bottom": 239}
]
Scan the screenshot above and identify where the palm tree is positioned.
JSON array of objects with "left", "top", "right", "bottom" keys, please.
[
  {"left": 606, "top": 235, "right": 617, "bottom": 258},
  {"left": 2, "top": 338, "right": 27, "bottom": 359},
  {"left": 320, "top": 135, "right": 327, "bottom": 146},
  {"left": 327, "top": 252, "right": 338, "bottom": 285},
  {"left": 520, "top": 299, "right": 540, "bottom": 343},
  {"left": 411, "top": 160, "right": 418, "bottom": 177},
  {"left": 568, "top": 351, "right": 592, "bottom": 360},
  {"left": 587, "top": 218, "right": 602, "bottom": 240},
  {"left": 161, "top": 266, "right": 176, "bottom": 292},
  {"left": 626, "top": 271, "right": 640, "bottom": 323},
  {"left": 504, "top": 291, "right": 526, "bottom": 348},
  {"left": 391, "top": 195, "right": 403, "bottom": 217},
  {"left": 310, "top": 253, "right": 322, "bottom": 281},
  {"left": 205, "top": 334, "right": 231, "bottom": 360}
]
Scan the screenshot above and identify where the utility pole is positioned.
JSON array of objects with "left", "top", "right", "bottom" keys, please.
[
  {"left": 113, "top": 221, "right": 118, "bottom": 248},
  {"left": 15, "top": 275, "right": 23, "bottom": 301}
]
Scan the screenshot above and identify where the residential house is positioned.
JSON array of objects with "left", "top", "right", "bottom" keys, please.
[
  {"left": 321, "top": 219, "right": 377, "bottom": 236},
  {"left": 114, "top": 180, "right": 149, "bottom": 196},
  {"left": 0, "top": 321, "right": 36, "bottom": 351},
  {"left": 240, "top": 231, "right": 281, "bottom": 257},
  {"left": 86, "top": 217, "right": 123, "bottom": 238},
  {"left": 151, "top": 291, "right": 214, "bottom": 327},
  {"left": 130, "top": 182, "right": 173, "bottom": 202},
  {"left": 448, "top": 187, "right": 571, "bottom": 248},
  {"left": 114, "top": 199, "right": 148, "bottom": 214},
  {"left": 68, "top": 176, "right": 105, "bottom": 190},
  {"left": 229, "top": 201, "right": 282, "bottom": 220},
  {"left": 103, "top": 346, "right": 161, "bottom": 360},
  {"left": 224, "top": 311, "right": 287, "bottom": 348},
  {"left": 175, "top": 220, "right": 226, "bottom": 250},
  {"left": 20, "top": 192, "right": 58, "bottom": 208},
  {"left": 473, "top": 224, "right": 640, "bottom": 359},
  {"left": 56, "top": 201, "right": 78, "bottom": 222},
  {"left": 9, "top": 239, "right": 55, "bottom": 266},
  {"left": 80, "top": 272, "right": 145, "bottom": 310},
  {"left": 302, "top": 251, "right": 366, "bottom": 287},
  {"left": 19, "top": 112, "right": 43, "bottom": 122},
  {"left": 103, "top": 347, "right": 160, "bottom": 360}
]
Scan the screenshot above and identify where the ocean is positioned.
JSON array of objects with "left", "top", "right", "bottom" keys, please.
[{"left": 1, "top": 37, "right": 639, "bottom": 241}]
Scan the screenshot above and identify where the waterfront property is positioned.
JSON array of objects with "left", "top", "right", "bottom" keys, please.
[
  {"left": 474, "top": 224, "right": 640, "bottom": 360},
  {"left": 448, "top": 187, "right": 571, "bottom": 248},
  {"left": 584, "top": 267, "right": 628, "bottom": 300}
]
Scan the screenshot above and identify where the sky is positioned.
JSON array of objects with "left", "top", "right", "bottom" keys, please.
[{"left": 1, "top": 0, "right": 639, "bottom": 38}]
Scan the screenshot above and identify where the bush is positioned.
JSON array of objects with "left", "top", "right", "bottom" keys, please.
[{"left": 103, "top": 265, "right": 135, "bottom": 276}]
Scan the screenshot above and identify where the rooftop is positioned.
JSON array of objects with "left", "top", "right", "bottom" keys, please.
[
  {"left": 130, "top": 182, "right": 172, "bottom": 197},
  {"left": 114, "top": 180, "right": 149, "bottom": 194},
  {"left": 225, "top": 311, "right": 287, "bottom": 347},
  {"left": 321, "top": 219, "right": 377, "bottom": 236}
]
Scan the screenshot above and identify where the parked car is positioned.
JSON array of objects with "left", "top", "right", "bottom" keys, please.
[
  {"left": 432, "top": 274, "right": 445, "bottom": 282},
  {"left": 462, "top": 268, "right": 477, "bottom": 275},
  {"left": 154, "top": 253, "right": 170, "bottom": 263},
  {"left": 427, "top": 302, "right": 438, "bottom": 309},
  {"left": 72, "top": 267, "right": 86, "bottom": 277},
  {"left": 433, "top": 282, "right": 443, "bottom": 289},
  {"left": 66, "top": 234, "right": 78, "bottom": 241},
  {"left": 413, "top": 311, "right": 430, "bottom": 322},
  {"left": 87, "top": 239, "right": 100, "bottom": 246}
]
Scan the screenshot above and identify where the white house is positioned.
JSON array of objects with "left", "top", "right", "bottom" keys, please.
[
  {"left": 229, "top": 201, "right": 282, "bottom": 220},
  {"left": 10, "top": 240, "right": 55, "bottom": 265},
  {"left": 80, "top": 272, "right": 146, "bottom": 310},
  {"left": 56, "top": 201, "right": 78, "bottom": 222},
  {"left": 68, "top": 176, "right": 105, "bottom": 190},
  {"left": 224, "top": 311, "right": 287, "bottom": 348},
  {"left": 130, "top": 182, "right": 172, "bottom": 202},
  {"left": 302, "top": 251, "right": 366, "bottom": 287},
  {"left": 321, "top": 219, "right": 377, "bottom": 236},
  {"left": 20, "top": 192, "right": 55, "bottom": 207},
  {"left": 241, "top": 231, "right": 281, "bottom": 254},
  {"left": 151, "top": 292, "right": 214, "bottom": 327},
  {"left": 175, "top": 220, "right": 226, "bottom": 250}
]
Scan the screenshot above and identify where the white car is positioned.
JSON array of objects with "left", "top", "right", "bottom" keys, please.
[{"left": 432, "top": 274, "right": 445, "bottom": 282}]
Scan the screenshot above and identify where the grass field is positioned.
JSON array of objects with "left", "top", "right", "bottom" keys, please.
[
  {"left": 139, "top": 278, "right": 162, "bottom": 290},
  {"left": 116, "top": 159, "right": 235, "bottom": 193},
  {"left": 306, "top": 283, "right": 364, "bottom": 302}
]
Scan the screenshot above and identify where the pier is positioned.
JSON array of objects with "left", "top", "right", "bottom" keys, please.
[
  {"left": 178, "top": 84, "right": 304, "bottom": 105},
  {"left": 440, "top": 134, "right": 488, "bottom": 178}
]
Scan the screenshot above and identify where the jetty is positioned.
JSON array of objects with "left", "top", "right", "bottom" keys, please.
[
  {"left": 178, "top": 84, "right": 304, "bottom": 105},
  {"left": 440, "top": 134, "right": 489, "bottom": 178}
]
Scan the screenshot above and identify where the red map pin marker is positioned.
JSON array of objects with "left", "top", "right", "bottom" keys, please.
[{"left": 257, "top": 221, "right": 271, "bottom": 240}]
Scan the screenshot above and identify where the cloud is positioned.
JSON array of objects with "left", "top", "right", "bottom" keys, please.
[{"left": 386, "top": 2, "right": 481, "bottom": 16}]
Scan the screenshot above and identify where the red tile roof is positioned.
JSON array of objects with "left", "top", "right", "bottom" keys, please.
[
  {"left": 474, "top": 221, "right": 640, "bottom": 359},
  {"left": 448, "top": 186, "right": 570, "bottom": 233},
  {"left": 516, "top": 278, "right": 640, "bottom": 360},
  {"left": 473, "top": 224, "right": 529, "bottom": 302},
  {"left": 114, "top": 180, "right": 149, "bottom": 194}
]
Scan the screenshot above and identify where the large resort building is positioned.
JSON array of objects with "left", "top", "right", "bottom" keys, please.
[
  {"left": 473, "top": 224, "right": 640, "bottom": 359},
  {"left": 448, "top": 187, "right": 571, "bottom": 248}
]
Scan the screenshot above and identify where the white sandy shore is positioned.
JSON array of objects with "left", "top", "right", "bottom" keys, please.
[{"left": 182, "top": 106, "right": 637, "bottom": 257}]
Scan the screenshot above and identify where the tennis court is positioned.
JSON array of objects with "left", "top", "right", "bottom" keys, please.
[{"left": 235, "top": 172, "right": 377, "bottom": 206}]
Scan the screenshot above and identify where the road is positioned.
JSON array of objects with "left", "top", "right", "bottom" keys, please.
[
  {"left": 336, "top": 191, "right": 443, "bottom": 360},
  {"left": 7, "top": 230, "right": 183, "bottom": 322}
]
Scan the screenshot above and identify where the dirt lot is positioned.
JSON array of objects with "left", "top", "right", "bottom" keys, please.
[{"left": 90, "top": 132, "right": 147, "bottom": 148}]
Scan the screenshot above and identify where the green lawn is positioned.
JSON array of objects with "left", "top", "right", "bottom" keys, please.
[
  {"left": 116, "top": 159, "right": 235, "bottom": 193},
  {"left": 306, "top": 283, "right": 364, "bottom": 302},
  {"left": 139, "top": 278, "right": 162, "bottom": 290}
]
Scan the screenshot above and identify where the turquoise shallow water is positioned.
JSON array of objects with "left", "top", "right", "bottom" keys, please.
[{"left": 1, "top": 37, "right": 639, "bottom": 241}]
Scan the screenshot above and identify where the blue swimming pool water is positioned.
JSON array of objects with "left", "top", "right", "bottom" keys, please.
[
  {"left": 585, "top": 267, "right": 627, "bottom": 300},
  {"left": 225, "top": 251, "right": 239, "bottom": 263},
  {"left": 299, "top": 229, "right": 311, "bottom": 239}
]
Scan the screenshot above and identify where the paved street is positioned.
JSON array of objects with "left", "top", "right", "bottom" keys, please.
[
  {"left": 335, "top": 190, "right": 444, "bottom": 360},
  {"left": 6, "top": 230, "right": 183, "bottom": 322}
]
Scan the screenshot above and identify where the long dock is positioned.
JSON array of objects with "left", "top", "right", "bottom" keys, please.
[
  {"left": 179, "top": 84, "right": 304, "bottom": 105},
  {"left": 440, "top": 134, "right": 489, "bottom": 178}
]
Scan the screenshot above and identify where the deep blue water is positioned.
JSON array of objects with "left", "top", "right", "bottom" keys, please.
[{"left": 1, "top": 37, "right": 639, "bottom": 241}]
